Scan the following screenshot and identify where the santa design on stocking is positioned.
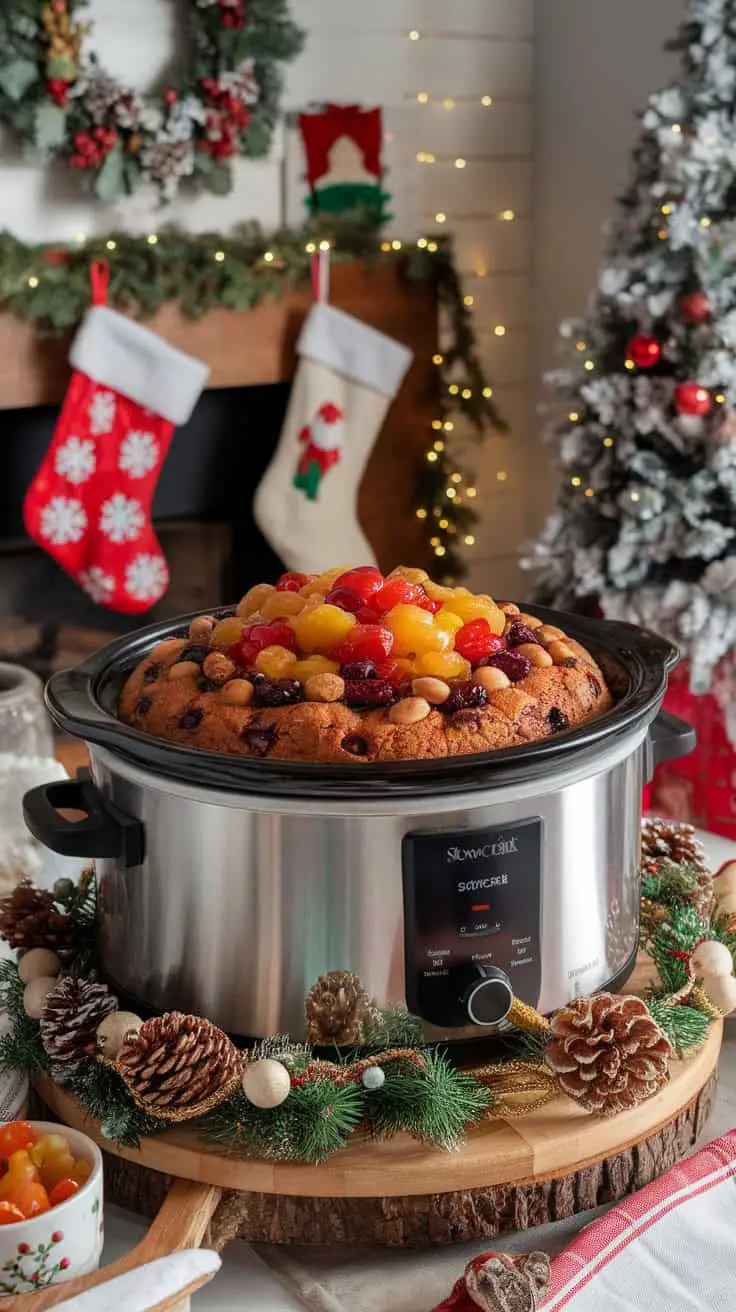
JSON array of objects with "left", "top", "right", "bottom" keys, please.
[{"left": 293, "top": 402, "right": 345, "bottom": 500}]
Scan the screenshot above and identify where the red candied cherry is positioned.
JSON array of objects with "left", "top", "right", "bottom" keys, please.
[
  {"left": 276, "top": 572, "right": 309, "bottom": 592},
  {"left": 454, "top": 619, "right": 505, "bottom": 665},
  {"left": 324, "top": 586, "right": 364, "bottom": 613},
  {"left": 334, "top": 623, "right": 394, "bottom": 664},
  {"left": 372, "top": 577, "right": 424, "bottom": 611},
  {"left": 374, "top": 658, "right": 407, "bottom": 686},
  {"left": 355, "top": 605, "right": 383, "bottom": 624},
  {"left": 416, "top": 593, "right": 442, "bottom": 614},
  {"left": 227, "top": 638, "right": 259, "bottom": 668},
  {"left": 331, "top": 566, "right": 384, "bottom": 602},
  {"left": 249, "top": 621, "right": 298, "bottom": 652}
]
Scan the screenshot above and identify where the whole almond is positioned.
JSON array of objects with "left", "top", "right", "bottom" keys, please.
[
  {"left": 221, "top": 678, "right": 254, "bottom": 706},
  {"left": 389, "top": 696, "right": 431, "bottom": 725},
  {"left": 203, "top": 651, "right": 236, "bottom": 685},
  {"left": 517, "top": 642, "right": 553, "bottom": 667},
  {"left": 518, "top": 612, "right": 543, "bottom": 629},
  {"left": 547, "top": 640, "right": 576, "bottom": 664},
  {"left": 538, "top": 624, "right": 566, "bottom": 644},
  {"left": 168, "top": 660, "right": 200, "bottom": 680},
  {"left": 499, "top": 601, "right": 521, "bottom": 617},
  {"left": 305, "top": 673, "right": 345, "bottom": 703},
  {"left": 411, "top": 676, "right": 451, "bottom": 704},
  {"left": 474, "top": 666, "right": 511, "bottom": 693},
  {"left": 189, "top": 614, "right": 216, "bottom": 642}
]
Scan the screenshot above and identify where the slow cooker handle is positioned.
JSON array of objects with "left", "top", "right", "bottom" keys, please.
[
  {"left": 23, "top": 774, "right": 144, "bottom": 867},
  {"left": 644, "top": 710, "right": 696, "bottom": 781}
]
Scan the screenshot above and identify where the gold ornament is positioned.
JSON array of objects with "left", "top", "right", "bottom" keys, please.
[
  {"left": 241, "top": 1058, "right": 291, "bottom": 1109},
  {"left": 545, "top": 993, "right": 671, "bottom": 1116},
  {"left": 703, "top": 973, "right": 736, "bottom": 1016},
  {"left": 23, "top": 975, "right": 59, "bottom": 1020},
  {"left": 96, "top": 1011, "right": 143, "bottom": 1060},
  {"left": 691, "top": 939, "right": 734, "bottom": 980},
  {"left": 18, "top": 947, "right": 61, "bottom": 984}
]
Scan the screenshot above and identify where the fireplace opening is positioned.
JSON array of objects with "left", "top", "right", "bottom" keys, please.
[{"left": 0, "top": 381, "right": 291, "bottom": 675}]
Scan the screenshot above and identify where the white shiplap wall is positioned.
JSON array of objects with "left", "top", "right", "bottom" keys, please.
[{"left": 0, "top": 0, "right": 534, "bottom": 591}]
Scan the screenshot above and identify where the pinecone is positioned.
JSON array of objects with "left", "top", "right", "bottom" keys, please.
[
  {"left": 0, "top": 882, "right": 75, "bottom": 957},
  {"left": 117, "top": 1012, "right": 242, "bottom": 1121},
  {"left": 641, "top": 820, "right": 707, "bottom": 872},
  {"left": 545, "top": 993, "right": 671, "bottom": 1116},
  {"left": 305, "top": 970, "right": 380, "bottom": 1046},
  {"left": 40, "top": 977, "right": 118, "bottom": 1077}
]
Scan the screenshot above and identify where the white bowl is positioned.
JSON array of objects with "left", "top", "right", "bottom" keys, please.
[{"left": 0, "top": 1121, "right": 103, "bottom": 1296}]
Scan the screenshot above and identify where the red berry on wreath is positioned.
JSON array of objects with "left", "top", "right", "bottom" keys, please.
[
  {"left": 674, "top": 382, "right": 712, "bottom": 416},
  {"left": 625, "top": 335, "right": 661, "bottom": 369},
  {"left": 679, "top": 291, "right": 710, "bottom": 325}
]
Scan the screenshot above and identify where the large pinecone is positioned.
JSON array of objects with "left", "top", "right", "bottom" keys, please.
[
  {"left": 641, "top": 820, "right": 707, "bottom": 872},
  {"left": 545, "top": 993, "right": 671, "bottom": 1116},
  {"left": 117, "top": 1012, "right": 242, "bottom": 1121},
  {"left": 0, "top": 882, "right": 75, "bottom": 957},
  {"left": 40, "top": 977, "right": 118, "bottom": 1077},
  {"left": 305, "top": 970, "right": 380, "bottom": 1046}
]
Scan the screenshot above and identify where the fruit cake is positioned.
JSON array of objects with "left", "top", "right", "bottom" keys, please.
[{"left": 118, "top": 565, "right": 613, "bottom": 764}]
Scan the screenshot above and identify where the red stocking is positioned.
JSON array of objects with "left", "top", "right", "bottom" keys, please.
[{"left": 23, "top": 262, "right": 209, "bottom": 614}]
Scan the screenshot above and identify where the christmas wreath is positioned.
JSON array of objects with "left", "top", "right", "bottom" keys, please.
[
  {"left": 0, "top": 0, "right": 303, "bottom": 201},
  {"left": 0, "top": 823, "right": 732, "bottom": 1165}
]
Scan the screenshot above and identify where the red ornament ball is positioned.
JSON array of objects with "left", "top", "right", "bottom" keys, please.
[
  {"left": 674, "top": 382, "right": 712, "bottom": 416},
  {"left": 679, "top": 291, "right": 710, "bottom": 325},
  {"left": 626, "top": 335, "right": 662, "bottom": 369}
]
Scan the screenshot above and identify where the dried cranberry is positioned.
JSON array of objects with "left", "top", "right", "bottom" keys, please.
[
  {"left": 135, "top": 697, "right": 152, "bottom": 715},
  {"left": 253, "top": 678, "right": 303, "bottom": 707},
  {"left": 196, "top": 675, "right": 218, "bottom": 692},
  {"left": 560, "top": 656, "right": 578, "bottom": 668},
  {"left": 344, "top": 679, "right": 396, "bottom": 708},
  {"left": 242, "top": 723, "right": 277, "bottom": 756},
  {"left": 586, "top": 671, "right": 602, "bottom": 695},
  {"left": 143, "top": 663, "right": 160, "bottom": 684},
  {"left": 548, "top": 707, "right": 569, "bottom": 732},
  {"left": 178, "top": 645, "right": 209, "bottom": 665},
  {"left": 485, "top": 650, "right": 531, "bottom": 683},
  {"left": 179, "top": 708, "right": 203, "bottom": 730},
  {"left": 506, "top": 622, "right": 540, "bottom": 648},
  {"left": 341, "top": 660, "right": 378, "bottom": 680},
  {"left": 341, "top": 734, "right": 369, "bottom": 756},
  {"left": 443, "top": 681, "right": 489, "bottom": 713},
  {"left": 449, "top": 709, "right": 485, "bottom": 731}
]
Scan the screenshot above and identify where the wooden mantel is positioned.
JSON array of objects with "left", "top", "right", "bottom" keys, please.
[{"left": 0, "top": 262, "right": 438, "bottom": 570}]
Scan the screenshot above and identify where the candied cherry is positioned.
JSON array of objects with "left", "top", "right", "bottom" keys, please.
[
  {"left": 330, "top": 566, "right": 384, "bottom": 602},
  {"left": 0, "top": 1202, "right": 24, "bottom": 1224},
  {"left": 276, "top": 572, "right": 309, "bottom": 592},
  {"left": 324, "top": 586, "right": 364, "bottom": 613},
  {"left": 227, "top": 638, "right": 258, "bottom": 669},
  {"left": 372, "top": 577, "right": 423, "bottom": 611},
  {"left": 248, "top": 621, "right": 298, "bottom": 653},
  {"left": 455, "top": 619, "right": 505, "bottom": 665},
  {"left": 354, "top": 605, "right": 383, "bottom": 624},
  {"left": 49, "top": 1178, "right": 80, "bottom": 1207},
  {"left": 374, "top": 659, "right": 407, "bottom": 686},
  {"left": 416, "top": 594, "right": 442, "bottom": 614},
  {"left": 0, "top": 1123, "right": 36, "bottom": 1159},
  {"left": 334, "top": 623, "right": 394, "bottom": 665}
]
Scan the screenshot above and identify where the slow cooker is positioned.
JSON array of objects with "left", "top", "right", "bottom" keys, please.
[{"left": 23, "top": 605, "right": 694, "bottom": 1043}]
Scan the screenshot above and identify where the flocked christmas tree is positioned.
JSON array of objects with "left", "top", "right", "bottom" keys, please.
[{"left": 525, "top": 0, "right": 736, "bottom": 693}]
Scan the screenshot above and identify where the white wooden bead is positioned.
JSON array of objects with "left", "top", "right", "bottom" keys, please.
[
  {"left": 704, "top": 973, "right": 736, "bottom": 1016},
  {"left": 691, "top": 939, "right": 734, "bottom": 980},
  {"left": 96, "top": 1011, "right": 143, "bottom": 1059},
  {"left": 242, "top": 1058, "right": 291, "bottom": 1109},
  {"left": 17, "top": 948, "right": 61, "bottom": 984},
  {"left": 23, "top": 976, "right": 58, "bottom": 1019}
]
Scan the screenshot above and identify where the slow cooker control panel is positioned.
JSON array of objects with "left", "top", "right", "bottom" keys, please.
[{"left": 402, "top": 818, "right": 541, "bottom": 1028}]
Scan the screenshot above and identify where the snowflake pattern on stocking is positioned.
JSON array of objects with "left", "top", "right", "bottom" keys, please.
[
  {"left": 99, "top": 494, "right": 145, "bottom": 544},
  {"left": 54, "top": 436, "right": 96, "bottom": 485},
  {"left": 39, "top": 497, "right": 87, "bottom": 546},
  {"left": 125, "top": 553, "right": 169, "bottom": 603},
  {"left": 118, "top": 430, "right": 159, "bottom": 479},
  {"left": 78, "top": 566, "right": 115, "bottom": 605},
  {"left": 88, "top": 390, "right": 117, "bottom": 436}
]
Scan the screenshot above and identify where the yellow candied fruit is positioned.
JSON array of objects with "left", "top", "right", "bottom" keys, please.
[
  {"left": 255, "top": 645, "right": 298, "bottom": 678},
  {"left": 436, "top": 607, "right": 464, "bottom": 634},
  {"left": 299, "top": 580, "right": 328, "bottom": 599},
  {"left": 389, "top": 566, "right": 430, "bottom": 585},
  {"left": 210, "top": 616, "right": 246, "bottom": 648},
  {"left": 393, "top": 656, "right": 420, "bottom": 680},
  {"left": 386, "top": 604, "right": 453, "bottom": 657},
  {"left": 260, "top": 591, "right": 306, "bottom": 620},
  {"left": 417, "top": 650, "right": 472, "bottom": 681},
  {"left": 440, "top": 595, "right": 505, "bottom": 634},
  {"left": 291, "top": 603, "right": 356, "bottom": 653},
  {"left": 423, "top": 580, "right": 458, "bottom": 603},
  {"left": 236, "top": 583, "right": 276, "bottom": 618},
  {"left": 292, "top": 655, "right": 340, "bottom": 682}
]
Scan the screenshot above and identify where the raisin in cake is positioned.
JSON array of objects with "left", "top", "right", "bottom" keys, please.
[{"left": 118, "top": 565, "right": 613, "bottom": 763}]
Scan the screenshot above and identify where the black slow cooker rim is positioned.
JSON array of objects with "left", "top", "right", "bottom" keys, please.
[{"left": 45, "top": 604, "right": 677, "bottom": 801}]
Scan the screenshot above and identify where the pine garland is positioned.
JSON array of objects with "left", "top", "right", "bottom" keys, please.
[{"left": 0, "top": 216, "right": 505, "bottom": 578}]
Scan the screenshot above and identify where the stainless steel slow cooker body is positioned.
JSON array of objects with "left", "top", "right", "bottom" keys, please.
[{"left": 24, "top": 607, "right": 695, "bottom": 1042}]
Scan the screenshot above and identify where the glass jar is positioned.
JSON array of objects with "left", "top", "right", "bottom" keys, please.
[{"left": 0, "top": 663, "right": 66, "bottom": 895}]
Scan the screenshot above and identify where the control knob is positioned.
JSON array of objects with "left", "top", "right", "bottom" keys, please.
[{"left": 460, "top": 965, "right": 513, "bottom": 1027}]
